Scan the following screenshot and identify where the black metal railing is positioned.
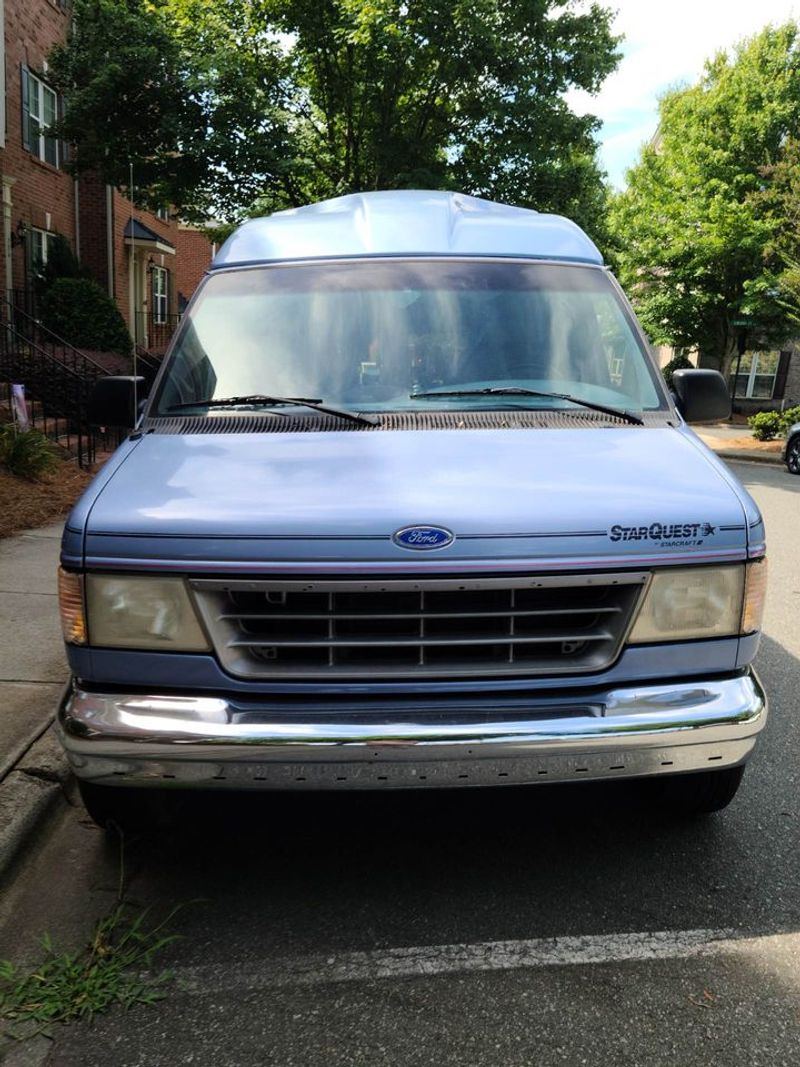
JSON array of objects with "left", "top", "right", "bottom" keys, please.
[
  {"left": 133, "top": 311, "right": 181, "bottom": 356},
  {"left": 0, "top": 325, "right": 97, "bottom": 466},
  {"left": 132, "top": 345, "right": 164, "bottom": 389},
  {"left": 3, "top": 292, "right": 112, "bottom": 382},
  {"left": 0, "top": 316, "right": 129, "bottom": 468}
]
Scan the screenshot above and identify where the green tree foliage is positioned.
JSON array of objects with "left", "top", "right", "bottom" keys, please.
[
  {"left": 758, "top": 136, "right": 800, "bottom": 322},
  {"left": 41, "top": 278, "right": 133, "bottom": 355},
  {"left": 49, "top": 0, "right": 202, "bottom": 211},
  {"left": 609, "top": 24, "right": 800, "bottom": 379},
  {"left": 50, "top": 0, "right": 619, "bottom": 236},
  {"left": 661, "top": 353, "right": 694, "bottom": 388}
]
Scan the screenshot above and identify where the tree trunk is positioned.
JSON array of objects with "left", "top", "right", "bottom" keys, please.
[{"left": 718, "top": 335, "right": 740, "bottom": 383}]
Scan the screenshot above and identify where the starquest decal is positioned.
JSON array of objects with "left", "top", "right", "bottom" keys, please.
[{"left": 609, "top": 522, "right": 718, "bottom": 548}]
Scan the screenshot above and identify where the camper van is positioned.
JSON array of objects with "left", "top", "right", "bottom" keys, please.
[{"left": 56, "top": 191, "right": 768, "bottom": 827}]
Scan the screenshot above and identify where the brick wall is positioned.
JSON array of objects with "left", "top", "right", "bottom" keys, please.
[
  {"left": 175, "top": 226, "right": 215, "bottom": 310},
  {"left": 1, "top": 0, "right": 75, "bottom": 295},
  {"left": 76, "top": 171, "right": 109, "bottom": 293}
]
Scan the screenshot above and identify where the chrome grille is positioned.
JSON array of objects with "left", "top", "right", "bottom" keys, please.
[{"left": 191, "top": 573, "right": 649, "bottom": 680}]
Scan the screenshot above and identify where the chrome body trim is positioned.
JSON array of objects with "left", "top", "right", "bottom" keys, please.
[{"left": 58, "top": 671, "right": 767, "bottom": 790}]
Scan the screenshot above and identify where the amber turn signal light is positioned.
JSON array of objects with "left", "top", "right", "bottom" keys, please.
[
  {"left": 741, "top": 557, "right": 768, "bottom": 635},
  {"left": 58, "top": 568, "right": 86, "bottom": 645}
]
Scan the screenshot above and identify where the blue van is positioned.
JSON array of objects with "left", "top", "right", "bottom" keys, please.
[{"left": 56, "top": 190, "right": 768, "bottom": 827}]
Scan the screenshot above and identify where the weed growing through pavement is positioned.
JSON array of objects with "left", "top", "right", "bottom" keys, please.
[{"left": 0, "top": 832, "right": 188, "bottom": 1046}]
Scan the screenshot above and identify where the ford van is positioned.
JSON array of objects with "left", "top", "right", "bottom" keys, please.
[{"left": 56, "top": 190, "right": 768, "bottom": 828}]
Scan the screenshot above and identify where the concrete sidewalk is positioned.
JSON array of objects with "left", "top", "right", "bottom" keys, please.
[{"left": 0, "top": 522, "right": 71, "bottom": 880}]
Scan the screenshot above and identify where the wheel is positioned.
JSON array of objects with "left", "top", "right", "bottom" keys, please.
[
  {"left": 77, "top": 779, "right": 173, "bottom": 834},
  {"left": 650, "top": 765, "right": 746, "bottom": 817},
  {"left": 786, "top": 435, "right": 800, "bottom": 475}
]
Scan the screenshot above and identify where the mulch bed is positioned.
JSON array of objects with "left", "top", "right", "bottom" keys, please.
[
  {"left": 720, "top": 436, "right": 783, "bottom": 452},
  {"left": 0, "top": 462, "right": 93, "bottom": 539}
]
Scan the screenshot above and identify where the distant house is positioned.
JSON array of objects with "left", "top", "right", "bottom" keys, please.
[{"left": 0, "top": 0, "right": 216, "bottom": 355}]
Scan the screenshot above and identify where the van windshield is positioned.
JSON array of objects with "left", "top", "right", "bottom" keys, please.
[{"left": 154, "top": 260, "right": 666, "bottom": 416}]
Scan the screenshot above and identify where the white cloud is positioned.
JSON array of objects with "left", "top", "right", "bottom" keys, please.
[{"left": 568, "top": 0, "right": 800, "bottom": 186}]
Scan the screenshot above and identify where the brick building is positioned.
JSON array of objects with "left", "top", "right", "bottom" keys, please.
[{"left": 0, "top": 0, "right": 215, "bottom": 353}]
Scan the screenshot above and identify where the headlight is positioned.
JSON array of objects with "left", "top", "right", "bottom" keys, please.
[
  {"left": 629, "top": 562, "right": 766, "bottom": 644},
  {"left": 85, "top": 575, "right": 209, "bottom": 651}
]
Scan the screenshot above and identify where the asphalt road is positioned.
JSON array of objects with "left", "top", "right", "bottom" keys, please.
[{"left": 1, "top": 461, "right": 799, "bottom": 1067}]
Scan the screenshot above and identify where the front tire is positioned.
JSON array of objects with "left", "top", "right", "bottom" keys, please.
[
  {"left": 786, "top": 435, "right": 800, "bottom": 475},
  {"left": 651, "top": 765, "right": 746, "bottom": 817}
]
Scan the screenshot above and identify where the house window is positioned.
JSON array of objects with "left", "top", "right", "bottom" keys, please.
[
  {"left": 731, "top": 350, "right": 781, "bottom": 399},
  {"left": 27, "top": 228, "right": 58, "bottom": 279},
  {"left": 155, "top": 206, "right": 169, "bottom": 222},
  {"left": 22, "top": 69, "right": 59, "bottom": 167},
  {"left": 152, "top": 266, "right": 169, "bottom": 324}
]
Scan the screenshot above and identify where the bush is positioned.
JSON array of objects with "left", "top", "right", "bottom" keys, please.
[
  {"left": 779, "top": 404, "right": 800, "bottom": 431},
  {"left": 661, "top": 354, "right": 694, "bottom": 388},
  {"left": 40, "top": 278, "right": 132, "bottom": 355},
  {"left": 748, "top": 411, "right": 783, "bottom": 440},
  {"left": 0, "top": 425, "right": 59, "bottom": 479},
  {"left": 747, "top": 405, "right": 800, "bottom": 440}
]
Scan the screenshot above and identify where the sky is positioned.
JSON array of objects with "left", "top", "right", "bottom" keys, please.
[{"left": 566, "top": 0, "right": 800, "bottom": 188}]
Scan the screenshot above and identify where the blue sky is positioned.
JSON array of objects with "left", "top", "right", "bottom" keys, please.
[{"left": 566, "top": 0, "right": 800, "bottom": 188}]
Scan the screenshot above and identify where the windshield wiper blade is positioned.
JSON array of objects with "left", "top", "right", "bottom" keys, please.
[
  {"left": 167, "top": 395, "right": 379, "bottom": 426},
  {"left": 409, "top": 387, "right": 644, "bottom": 426}
]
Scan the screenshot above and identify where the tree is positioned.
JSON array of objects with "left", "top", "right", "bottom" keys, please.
[
  {"left": 51, "top": 0, "right": 620, "bottom": 236},
  {"left": 759, "top": 136, "right": 800, "bottom": 324},
  {"left": 258, "top": 0, "right": 619, "bottom": 238},
  {"left": 609, "top": 24, "right": 800, "bottom": 379},
  {"left": 49, "top": 0, "right": 296, "bottom": 220}
]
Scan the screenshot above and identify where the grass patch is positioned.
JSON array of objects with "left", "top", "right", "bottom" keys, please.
[
  {"left": 0, "top": 907, "right": 179, "bottom": 1044},
  {"left": 0, "top": 842, "right": 187, "bottom": 1047}
]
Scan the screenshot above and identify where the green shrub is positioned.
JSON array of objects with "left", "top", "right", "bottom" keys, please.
[
  {"left": 748, "top": 411, "right": 783, "bottom": 440},
  {"left": 661, "top": 354, "right": 694, "bottom": 388},
  {"left": 0, "top": 425, "right": 59, "bottom": 479},
  {"left": 747, "top": 406, "right": 800, "bottom": 440},
  {"left": 40, "top": 278, "right": 132, "bottom": 355},
  {"left": 779, "top": 404, "right": 800, "bottom": 432}
]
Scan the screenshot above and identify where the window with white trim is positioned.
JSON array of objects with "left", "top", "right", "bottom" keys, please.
[
  {"left": 152, "top": 266, "right": 169, "bottom": 324},
  {"left": 27, "top": 228, "right": 58, "bottom": 278},
  {"left": 730, "top": 350, "right": 780, "bottom": 399},
  {"left": 21, "top": 69, "right": 59, "bottom": 167},
  {"left": 155, "top": 206, "right": 170, "bottom": 222}
]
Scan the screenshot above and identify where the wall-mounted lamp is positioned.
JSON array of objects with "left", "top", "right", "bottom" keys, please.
[
  {"left": 10, "top": 220, "right": 27, "bottom": 248},
  {"left": 146, "top": 255, "right": 155, "bottom": 276}
]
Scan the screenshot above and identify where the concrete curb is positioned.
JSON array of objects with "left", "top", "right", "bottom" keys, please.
[
  {"left": 709, "top": 448, "right": 784, "bottom": 466},
  {"left": 0, "top": 728, "right": 73, "bottom": 886}
]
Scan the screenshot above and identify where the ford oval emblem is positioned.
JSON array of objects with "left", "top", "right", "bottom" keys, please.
[{"left": 392, "top": 525, "right": 455, "bottom": 550}]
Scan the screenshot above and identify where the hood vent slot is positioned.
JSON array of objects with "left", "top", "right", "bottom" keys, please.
[{"left": 145, "top": 410, "right": 665, "bottom": 434}]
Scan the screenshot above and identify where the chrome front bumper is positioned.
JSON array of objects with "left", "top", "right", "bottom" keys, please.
[{"left": 57, "top": 671, "right": 768, "bottom": 791}]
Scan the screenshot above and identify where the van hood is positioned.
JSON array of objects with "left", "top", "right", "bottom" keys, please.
[{"left": 71, "top": 426, "right": 757, "bottom": 572}]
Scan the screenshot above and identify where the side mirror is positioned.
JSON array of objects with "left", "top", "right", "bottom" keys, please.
[
  {"left": 88, "top": 376, "right": 147, "bottom": 429},
  {"left": 671, "top": 369, "right": 731, "bottom": 423}
]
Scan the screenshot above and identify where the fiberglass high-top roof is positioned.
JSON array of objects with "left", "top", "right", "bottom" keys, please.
[{"left": 211, "top": 190, "right": 603, "bottom": 269}]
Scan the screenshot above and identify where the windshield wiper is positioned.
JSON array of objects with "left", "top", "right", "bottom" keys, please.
[
  {"left": 409, "top": 387, "right": 644, "bottom": 426},
  {"left": 166, "top": 395, "right": 379, "bottom": 427}
]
